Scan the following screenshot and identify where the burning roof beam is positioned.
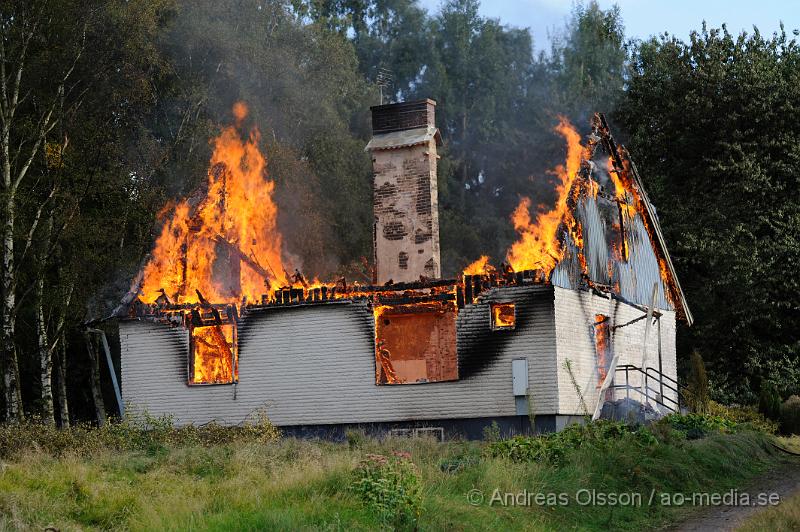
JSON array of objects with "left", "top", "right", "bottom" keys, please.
[{"left": 593, "top": 113, "right": 693, "bottom": 325}]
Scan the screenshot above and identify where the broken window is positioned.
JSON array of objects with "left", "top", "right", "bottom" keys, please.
[
  {"left": 490, "top": 302, "right": 516, "bottom": 330},
  {"left": 187, "top": 307, "right": 238, "bottom": 385},
  {"left": 594, "top": 314, "right": 611, "bottom": 388},
  {"left": 375, "top": 303, "right": 458, "bottom": 385}
]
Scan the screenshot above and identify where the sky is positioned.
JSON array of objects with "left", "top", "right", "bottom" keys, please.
[{"left": 418, "top": 0, "right": 799, "bottom": 51}]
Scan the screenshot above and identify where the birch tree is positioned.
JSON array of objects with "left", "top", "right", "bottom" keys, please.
[{"left": 0, "top": 1, "right": 84, "bottom": 421}]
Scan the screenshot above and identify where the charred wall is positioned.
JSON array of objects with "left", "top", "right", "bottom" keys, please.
[
  {"left": 119, "top": 283, "right": 676, "bottom": 426},
  {"left": 120, "top": 285, "right": 558, "bottom": 426}
]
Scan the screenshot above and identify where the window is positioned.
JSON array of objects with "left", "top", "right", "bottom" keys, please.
[
  {"left": 188, "top": 321, "right": 238, "bottom": 385},
  {"left": 490, "top": 302, "right": 516, "bottom": 330},
  {"left": 375, "top": 304, "right": 458, "bottom": 385},
  {"left": 594, "top": 314, "right": 611, "bottom": 388}
]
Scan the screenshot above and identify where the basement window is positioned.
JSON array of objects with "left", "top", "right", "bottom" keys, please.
[
  {"left": 490, "top": 303, "right": 516, "bottom": 330},
  {"left": 188, "top": 323, "right": 238, "bottom": 385}
]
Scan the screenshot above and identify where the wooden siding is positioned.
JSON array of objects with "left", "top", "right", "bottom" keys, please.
[
  {"left": 553, "top": 286, "right": 678, "bottom": 416},
  {"left": 120, "top": 285, "right": 559, "bottom": 426}
]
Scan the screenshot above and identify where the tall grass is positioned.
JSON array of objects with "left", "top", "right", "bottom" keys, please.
[{"left": 0, "top": 420, "right": 793, "bottom": 531}]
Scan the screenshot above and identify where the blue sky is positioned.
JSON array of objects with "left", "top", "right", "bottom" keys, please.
[{"left": 418, "top": 0, "right": 799, "bottom": 50}]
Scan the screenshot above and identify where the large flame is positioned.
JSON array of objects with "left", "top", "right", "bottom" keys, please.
[
  {"left": 506, "top": 117, "right": 587, "bottom": 273},
  {"left": 140, "top": 102, "right": 285, "bottom": 304},
  {"left": 190, "top": 324, "right": 236, "bottom": 384}
]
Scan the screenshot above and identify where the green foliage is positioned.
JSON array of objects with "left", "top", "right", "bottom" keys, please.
[
  {"left": 707, "top": 401, "right": 778, "bottom": 434},
  {"left": 548, "top": 0, "right": 627, "bottom": 116},
  {"left": 617, "top": 25, "right": 800, "bottom": 403},
  {"left": 345, "top": 428, "right": 367, "bottom": 449},
  {"left": 759, "top": 382, "right": 783, "bottom": 421},
  {"left": 0, "top": 410, "right": 280, "bottom": 459},
  {"left": 481, "top": 420, "right": 501, "bottom": 442},
  {"left": 685, "top": 350, "right": 711, "bottom": 413},
  {"left": 780, "top": 396, "right": 800, "bottom": 435},
  {"left": 562, "top": 359, "right": 590, "bottom": 417},
  {"left": 0, "top": 422, "right": 790, "bottom": 531},
  {"left": 487, "top": 420, "right": 654, "bottom": 464},
  {"left": 660, "top": 413, "right": 738, "bottom": 439},
  {"left": 351, "top": 451, "right": 422, "bottom": 529}
]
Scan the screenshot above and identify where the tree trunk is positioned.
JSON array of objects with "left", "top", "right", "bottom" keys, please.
[
  {"left": 35, "top": 274, "right": 54, "bottom": 424},
  {"left": 55, "top": 330, "right": 69, "bottom": 428},
  {"left": 85, "top": 332, "right": 106, "bottom": 426},
  {"left": 2, "top": 193, "right": 22, "bottom": 422}
]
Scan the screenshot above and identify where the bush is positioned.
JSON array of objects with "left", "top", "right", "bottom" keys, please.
[
  {"left": 345, "top": 429, "right": 367, "bottom": 449},
  {"left": 351, "top": 451, "right": 422, "bottom": 530},
  {"left": 780, "top": 396, "right": 800, "bottom": 435},
  {"left": 481, "top": 421, "right": 501, "bottom": 442},
  {"left": 660, "top": 413, "right": 737, "bottom": 439},
  {"left": 707, "top": 401, "right": 778, "bottom": 434},
  {"left": 759, "top": 382, "right": 782, "bottom": 421},
  {"left": 486, "top": 420, "right": 654, "bottom": 464},
  {"left": 685, "top": 350, "right": 710, "bottom": 414}
]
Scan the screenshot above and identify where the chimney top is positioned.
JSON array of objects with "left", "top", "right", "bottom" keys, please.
[{"left": 370, "top": 99, "right": 436, "bottom": 135}]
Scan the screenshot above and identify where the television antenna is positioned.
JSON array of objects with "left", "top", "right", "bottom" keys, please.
[{"left": 376, "top": 67, "right": 393, "bottom": 105}]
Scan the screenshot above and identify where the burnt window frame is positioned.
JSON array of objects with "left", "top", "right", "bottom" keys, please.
[
  {"left": 185, "top": 306, "right": 240, "bottom": 387},
  {"left": 490, "top": 301, "right": 517, "bottom": 331},
  {"left": 374, "top": 302, "right": 459, "bottom": 386}
]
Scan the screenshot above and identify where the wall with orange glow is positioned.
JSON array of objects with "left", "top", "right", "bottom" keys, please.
[{"left": 553, "top": 286, "right": 677, "bottom": 417}]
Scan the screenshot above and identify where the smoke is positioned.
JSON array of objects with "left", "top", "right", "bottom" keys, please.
[{"left": 145, "top": 0, "right": 376, "bottom": 281}]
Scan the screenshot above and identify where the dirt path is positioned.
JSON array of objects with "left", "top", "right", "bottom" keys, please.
[{"left": 670, "top": 457, "right": 800, "bottom": 532}]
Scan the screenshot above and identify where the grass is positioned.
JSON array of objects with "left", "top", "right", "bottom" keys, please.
[
  {"left": 739, "top": 491, "right": 800, "bottom": 532},
  {"left": 0, "top": 419, "right": 795, "bottom": 531}
]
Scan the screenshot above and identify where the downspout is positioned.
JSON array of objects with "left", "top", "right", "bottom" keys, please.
[{"left": 86, "top": 328, "right": 125, "bottom": 418}]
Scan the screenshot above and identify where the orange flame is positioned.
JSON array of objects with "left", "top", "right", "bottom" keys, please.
[
  {"left": 491, "top": 303, "right": 516, "bottom": 329},
  {"left": 140, "top": 102, "right": 285, "bottom": 304},
  {"left": 190, "top": 324, "right": 236, "bottom": 384},
  {"left": 506, "top": 117, "right": 588, "bottom": 273},
  {"left": 464, "top": 255, "right": 490, "bottom": 275}
]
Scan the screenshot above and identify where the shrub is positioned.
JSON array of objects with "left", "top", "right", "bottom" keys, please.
[
  {"left": 660, "top": 413, "right": 736, "bottom": 439},
  {"left": 345, "top": 429, "right": 367, "bottom": 449},
  {"left": 486, "top": 420, "right": 652, "bottom": 465},
  {"left": 759, "top": 382, "right": 782, "bottom": 421},
  {"left": 707, "top": 401, "right": 778, "bottom": 434},
  {"left": 685, "top": 350, "right": 710, "bottom": 414},
  {"left": 780, "top": 396, "right": 800, "bottom": 435},
  {"left": 351, "top": 451, "right": 422, "bottom": 529},
  {"left": 482, "top": 421, "right": 501, "bottom": 442}
]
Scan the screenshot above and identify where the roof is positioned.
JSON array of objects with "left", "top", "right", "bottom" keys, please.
[
  {"left": 552, "top": 113, "right": 693, "bottom": 325},
  {"left": 365, "top": 126, "right": 442, "bottom": 151}
]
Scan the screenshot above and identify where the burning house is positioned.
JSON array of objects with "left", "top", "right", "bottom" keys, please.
[{"left": 115, "top": 100, "right": 691, "bottom": 437}]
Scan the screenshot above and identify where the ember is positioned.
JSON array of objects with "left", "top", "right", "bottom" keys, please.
[
  {"left": 190, "top": 323, "right": 236, "bottom": 385},
  {"left": 490, "top": 303, "right": 516, "bottom": 330}
]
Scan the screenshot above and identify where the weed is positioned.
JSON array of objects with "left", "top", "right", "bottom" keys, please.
[{"left": 351, "top": 451, "right": 422, "bottom": 530}]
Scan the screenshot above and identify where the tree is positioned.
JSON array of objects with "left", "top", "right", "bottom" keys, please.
[
  {"left": 617, "top": 25, "right": 800, "bottom": 402},
  {"left": 548, "top": 0, "right": 627, "bottom": 121},
  {"left": 0, "top": 0, "right": 88, "bottom": 421}
]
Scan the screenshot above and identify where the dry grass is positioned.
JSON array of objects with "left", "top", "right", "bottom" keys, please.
[
  {"left": 0, "top": 424, "right": 790, "bottom": 531},
  {"left": 738, "top": 491, "right": 800, "bottom": 532}
]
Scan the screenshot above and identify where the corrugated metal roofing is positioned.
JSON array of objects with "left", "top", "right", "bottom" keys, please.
[{"left": 365, "top": 125, "right": 441, "bottom": 151}]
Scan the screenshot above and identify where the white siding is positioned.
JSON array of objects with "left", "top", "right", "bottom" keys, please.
[
  {"left": 120, "top": 285, "right": 559, "bottom": 426},
  {"left": 553, "top": 286, "right": 678, "bottom": 416}
]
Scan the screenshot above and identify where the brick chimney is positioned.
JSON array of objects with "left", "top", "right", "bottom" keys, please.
[{"left": 366, "top": 99, "right": 442, "bottom": 284}]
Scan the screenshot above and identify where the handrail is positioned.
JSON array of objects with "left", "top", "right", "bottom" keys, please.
[{"left": 611, "top": 364, "right": 684, "bottom": 413}]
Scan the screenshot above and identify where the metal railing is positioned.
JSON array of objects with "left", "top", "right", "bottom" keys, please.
[{"left": 611, "top": 364, "right": 683, "bottom": 413}]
